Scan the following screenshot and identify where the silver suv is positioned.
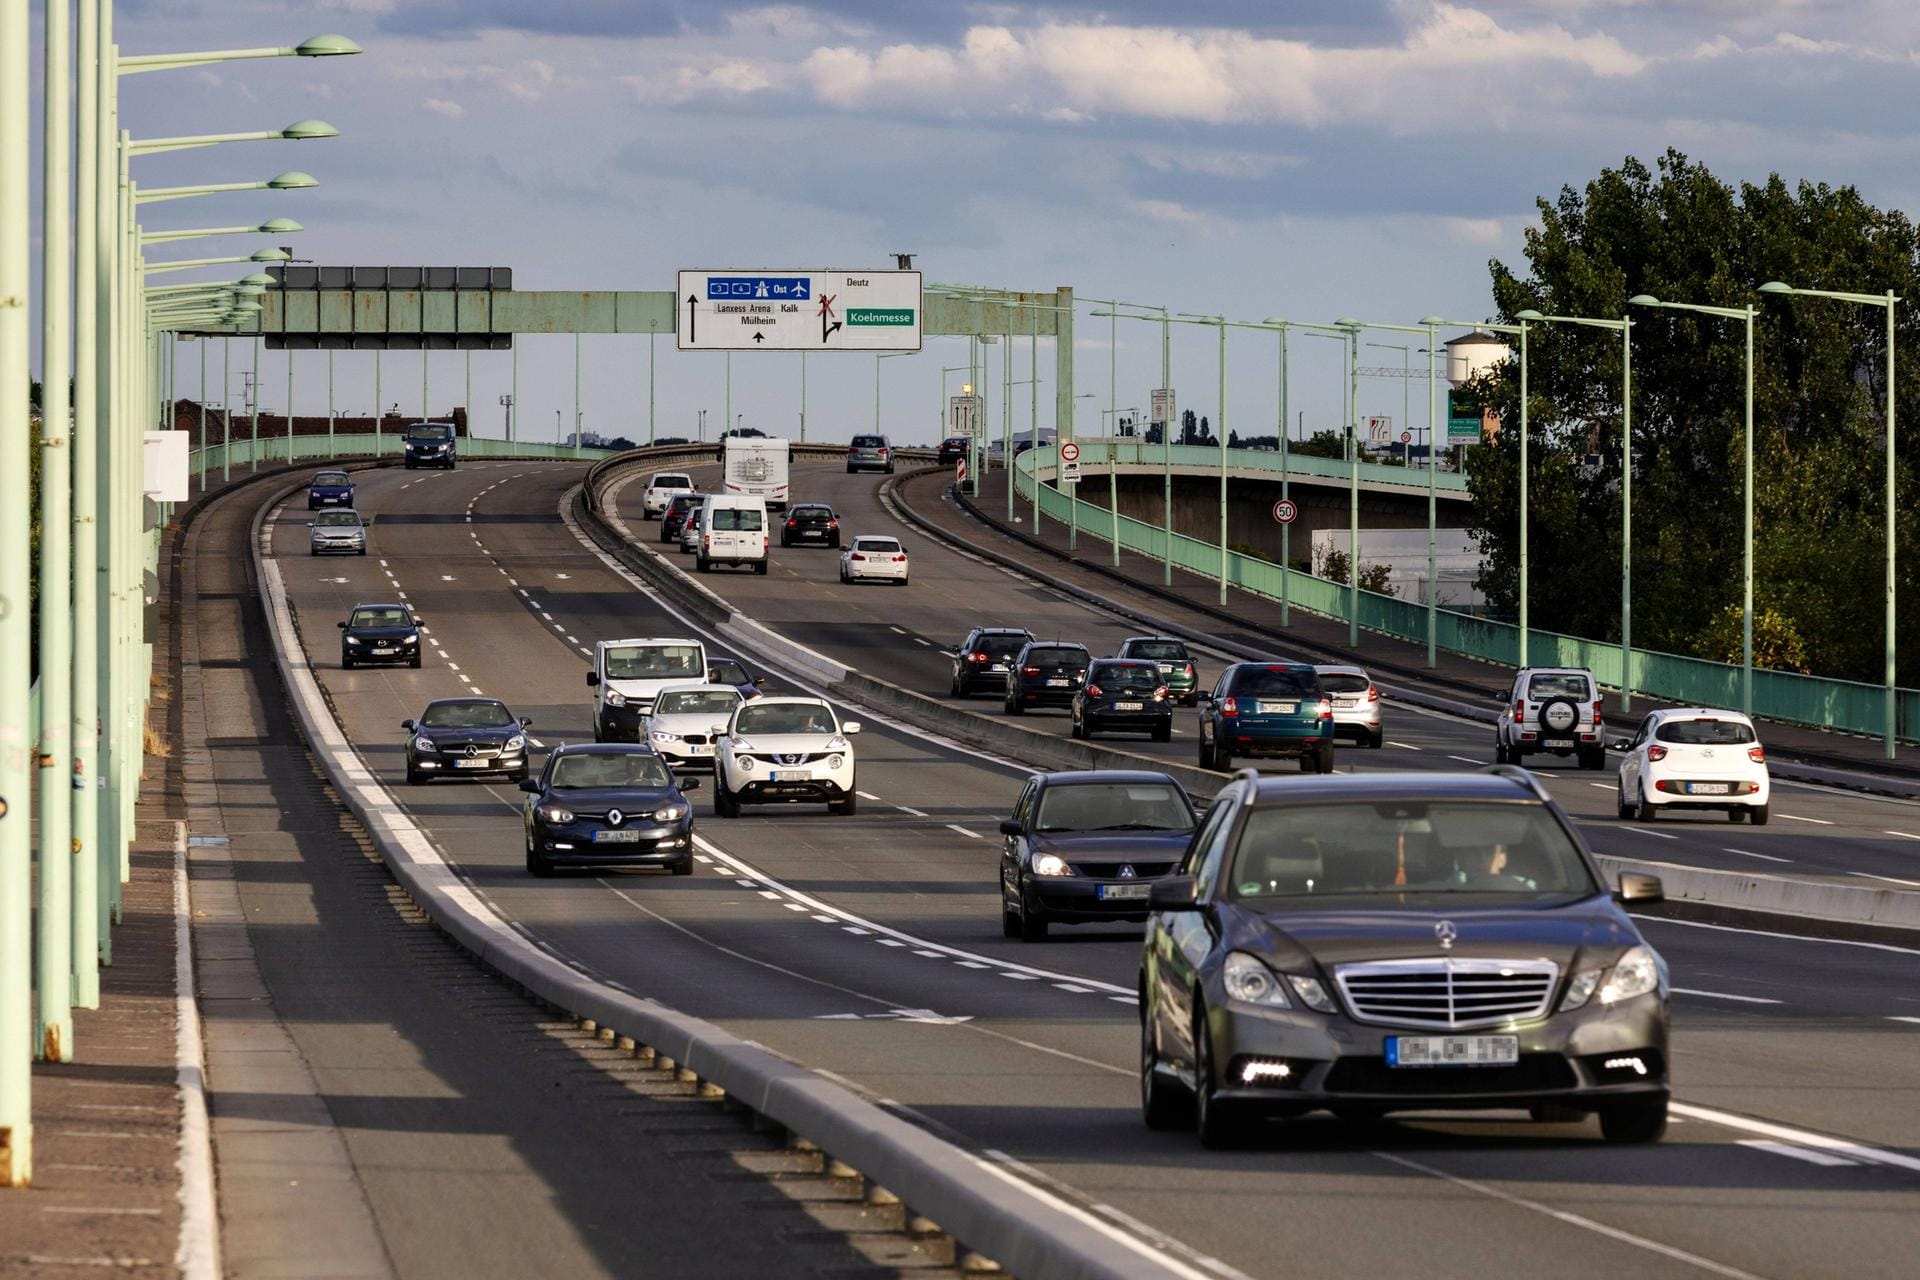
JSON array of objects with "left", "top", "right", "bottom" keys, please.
[{"left": 1495, "top": 667, "right": 1605, "bottom": 769}]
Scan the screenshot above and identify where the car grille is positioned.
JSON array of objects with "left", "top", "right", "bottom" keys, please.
[
  {"left": 1323, "top": 1054, "right": 1576, "bottom": 1096},
  {"left": 746, "top": 751, "right": 830, "bottom": 766},
  {"left": 1333, "top": 958, "right": 1559, "bottom": 1029},
  {"left": 680, "top": 734, "right": 709, "bottom": 746},
  {"left": 1075, "top": 861, "right": 1177, "bottom": 879}
]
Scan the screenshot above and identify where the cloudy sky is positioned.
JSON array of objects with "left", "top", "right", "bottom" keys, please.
[{"left": 65, "top": 1, "right": 1920, "bottom": 443}]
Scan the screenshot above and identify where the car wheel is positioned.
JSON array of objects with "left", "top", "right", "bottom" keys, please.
[
  {"left": 406, "top": 766, "right": 425, "bottom": 786},
  {"left": 696, "top": 556, "right": 710, "bottom": 573},
  {"left": 671, "top": 854, "right": 694, "bottom": 876},
  {"left": 1368, "top": 728, "right": 1385, "bottom": 749},
  {"left": 754, "top": 560, "right": 769, "bottom": 575},
  {"left": 410, "top": 655, "right": 421, "bottom": 669},
  {"left": 1141, "top": 1009, "right": 1191, "bottom": 1130},
  {"left": 1616, "top": 787, "right": 1633, "bottom": 821},
  {"left": 1152, "top": 721, "right": 1171, "bottom": 744},
  {"left": 1316, "top": 744, "right": 1335, "bottom": 774},
  {"left": 897, "top": 576, "right": 908, "bottom": 586},
  {"left": 1018, "top": 901, "right": 1048, "bottom": 942},
  {"left": 1750, "top": 804, "right": 1770, "bottom": 826},
  {"left": 1494, "top": 739, "right": 1509, "bottom": 765},
  {"left": 1193, "top": 1004, "right": 1243, "bottom": 1149},
  {"left": 1598, "top": 1097, "right": 1668, "bottom": 1144},
  {"left": 1580, "top": 747, "right": 1606, "bottom": 771},
  {"left": 846, "top": 465, "right": 855, "bottom": 474},
  {"left": 949, "top": 673, "right": 962, "bottom": 697},
  {"left": 1069, "top": 713, "right": 1085, "bottom": 740},
  {"left": 525, "top": 837, "right": 554, "bottom": 878},
  {"left": 1727, "top": 807, "right": 1745, "bottom": 822},
  {"left": 1002, "top": 903, "right": 1022, "bottom": 939},
  {"left": 1636, "top": 785, "right": 1658, "bottom": 823},
  {"left": 342, "top": 656, "right": 355, "bottom": 670},
  {"left": 1198, "top": 735, "right": 1213, "bottom": 768},
  {"left": 1005, "top": 694, "right": 1023, "bottom": 716},
  {"left": 1214, "top": 741, "right": 1232, "bottom": 771},
  {"left": 714, "top": 777, "right": 739, "bottom": 819}
]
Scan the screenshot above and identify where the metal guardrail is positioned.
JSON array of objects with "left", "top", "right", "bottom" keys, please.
[
  {"left": 1015, "top": 445, "right": 1918, "bottom": 744},
  {"left": 187, "top": 432, "right": 616, "bottom": 481}
]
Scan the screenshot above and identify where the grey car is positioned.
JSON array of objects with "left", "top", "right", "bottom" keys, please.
[
  {"left": 1140, "top": 766, "right": 1670, "bottom": 1148},
  {"left": 846, "top": 433, "right": 894, "bottom": 474},
  {"left": 309, "top": 508, "right": 367, "bottom": 556}
]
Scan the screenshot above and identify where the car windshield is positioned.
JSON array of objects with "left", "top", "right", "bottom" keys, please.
[
  {"left": 1229, "top": 668, "right": 1317, "bottom": 697},
  {"left": 1129, "top": 640, "right": 1188, "bottom": 661},
  {"left": 655, "top": 688, "right": 742, "bottom": 716},
  {"left": 420, "top": 701, "right": 515, "bottom": 729},
  {"left": 1227, "top": 801, "right": 1600, "bottom": 905},
  {"left": 854, "top": 539, "right": 901, "bottom": 554},
  {"left": 1655, "top": 718, "right": 1756, "bottom": 745},
  {"left": 548, "top": 753, "right": 672, "bottom": 790},
  {"left": 794, "top": 506, "right": 831, "bottom": 519},
  {"left": 313, "top": 511, "right": 361, "bottom": 527},
  {"left": 1092, "top": 663, "right": 1160, "bottom": 689},
  {"left": 707, "top": 660, "right": 749, "bottom": 685},
  {"left": 667, "top": 496, "right": 700, "bottom": 514},
  {"left": 711, "top": 507, "right": 763, "bottom": 531},
  {"left": 312, "top": 471, "right": 349, "bottom": 487},
  {"left": 1527, "top": 673, "right": 1591, "bottom": 700},
  {"left": 1319, "top": 673, "right": 1371, "bottom": 694},
  {"left": 349, "top": 607, "right": 411, "bottom": 628},
  {"left": 1035, "top": 783, "right": 1192, "bottom": 833},
  {"left": 604, "top": 645, "right": 703, "bottom": 680},
  {"left": 652, "top": 474, "right": 691, "bottom": 489},
  {"left": 974, "top": 635, "right": 1030, "bottom": 660},
  {"left": 1023, "top": 647, "right": 1086, "bottom": 669},
  {"left": 852, "top": 435, "right": 885, "bottom": 448},
  {"left": 735, "top": 703, "right": 836, "bottom": 736},
  {"left": 407, "top": 424, "right": 453, "bottom": 441}
]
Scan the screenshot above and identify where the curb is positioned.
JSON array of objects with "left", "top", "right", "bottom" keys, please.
[{"left": 245, "top": 478, "right": 1194, "bottom": 1280}]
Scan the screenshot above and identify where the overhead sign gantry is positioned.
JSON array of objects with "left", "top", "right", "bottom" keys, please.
[{"left": 675, "top": 269, "right": 921, "bottom": 351}]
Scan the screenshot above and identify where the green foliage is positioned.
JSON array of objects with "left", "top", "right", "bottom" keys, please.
[
  {"left": 1470, "top": 149, "right": 1920, "bottom": 684},
  {"left": 1698, "top": 603, "right": 1811, "bottom": 674},
  {"left": 1357, "top": 562, "right": 1395, "bottom": 596},
  {"left": 1290, "top": 429, "right": 1347, "bottom": 459}
]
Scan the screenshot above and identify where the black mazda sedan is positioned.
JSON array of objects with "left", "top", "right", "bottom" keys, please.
[
  {"left": 1139, "top": 767, "right": 1670, "bottom": 1148},
  {"left": 402, "top": 698, "right": 532, "bottom": 784},
  {"left": 520, "top": 744, "right": 698, "bottom": 877},
  {"left": 999, "top": 770, "right": 1198, "bottom": 941},
  {"left": 338, "top": 602, "right": 421, "bottom": 669}
]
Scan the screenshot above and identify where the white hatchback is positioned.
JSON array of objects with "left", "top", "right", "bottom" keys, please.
[
  {"left": 1615, "top": 708, "right": 1770, "bottom": 824},
  {"left": 713, "top": 696, "right": 860, "bottom": 817},
  {"left": 645, "top": 682, "right": 744, "bottom": 771},
  {"left": 641, "top": 471, "right": 695, "bottom": 518},
  {"left": 839, "top": 536, "right": 909, "bottom": 585}
]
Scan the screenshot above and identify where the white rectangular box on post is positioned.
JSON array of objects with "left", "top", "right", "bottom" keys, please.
[{"left": 143, "top": 430, "right": 190, "bottom": 502}]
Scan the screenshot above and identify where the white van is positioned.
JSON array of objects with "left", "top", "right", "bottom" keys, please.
[
  {"left": 588, "top": 637, "right": 709, "bottom": 741},
  {"left": 722, "top": 437, "right": 790, "bottom": 509},
  {"left": 698, "top": 495, "right": 770, "bottom": 575}
]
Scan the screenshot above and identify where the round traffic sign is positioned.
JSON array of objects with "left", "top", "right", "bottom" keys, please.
[
  {"left": 1400, "top": 430, "right": 1413, "bottom": 444},
  {"left": 1059, "top": 440, "right": 1081, "bottom": 463},
  {"left": 1272, "top": 499, "right": 1298, "bottom": 525}
]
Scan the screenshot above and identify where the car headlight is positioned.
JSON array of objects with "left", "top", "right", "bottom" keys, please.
[
  {"left": 414, "top": 737, "right": 437, "bottom": 753},
  {"left": 827, "top": 754, "right": 845, "bottom": 770},
  {"left": 1287, "top": 974, "right": 1336, "bottom": 1013},
  {"left": 505, "top": 735, "right": 525, "bottom": 752},
  {"left": 605, "top": 690, "right": 626, "bottom": 707},
  {"left": 826, "top": 735, "right": 849, "bottom": 751},
  {"left": 536, "top": 803, "right": 574, "bottom": 824},
  {"left": 652, "top": 803, "right": 689, "bottom": 822},
  {"left": 737, "top": 756, "right": 756, "bottom": 771},
  {"left": 1222, "top": 952, "right": 1292, "bottom": 1008},
  {"left": 729, "top": 737, "right": 755, "bottom": 753},
  {"left": 345, "top": 636, "right": 362, "bottom": 646},
  {"left": 650, "top": 730, "right": 683, "bottom": 744},
  {"left": 1560, "top": 945, "right": 1662, "bottom": 1011},
  {"left": 402, "top": 634, "right": 418, "bottom": 645},
  {"left": 1032, "top": 852, "right": 1072, "bottom": 877}
]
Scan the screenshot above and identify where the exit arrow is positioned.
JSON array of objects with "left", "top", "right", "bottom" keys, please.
[{"left": 685, "top": 293, "right": 698, "bottom": 344}]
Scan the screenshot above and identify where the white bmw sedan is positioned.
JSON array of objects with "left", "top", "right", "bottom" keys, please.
[
  {"left": 644, "top": 682, "right": 743, "bottom": 771},
  {"left": 1614, "top": 708, "right": 1769, "bottom": 824},
  {"left": 713, "top": 696, "right": 860, "bottom": 817},
  {"left": 839, "top": 536, "right": 909, "bottom": 585}
]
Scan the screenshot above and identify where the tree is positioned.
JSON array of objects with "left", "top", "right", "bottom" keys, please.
[
  {"left": 1469, "top": 149, "right": 1920, "bottom": 684},
  {"left": 1179, "top": 409, "right": 1198, "bottom": 445},
  {"left": 1291, "top": 429, "right": 1347, "bottom": 459}
]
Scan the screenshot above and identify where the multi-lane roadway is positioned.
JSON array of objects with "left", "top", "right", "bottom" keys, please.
[{"left": 260, "top": 455, "right": 1920, "bottom": 1280}]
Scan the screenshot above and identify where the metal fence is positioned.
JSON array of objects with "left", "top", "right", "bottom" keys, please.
[
  {"left": 187, "top": 432, "right": 612, "bottom": 481},
  {"left": 1015, "top": 444, "right": 1917, "bottom": 742}
]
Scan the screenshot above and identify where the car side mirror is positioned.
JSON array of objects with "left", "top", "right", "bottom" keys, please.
[
  {"left": 516, "top": 778, "right": 540, "bottom": 793},
  {"left": 1610, "top": 739, "right": 1632, "bottom": 752},
  {"left": 679, "top": 777, "right": 702, "bottom": 792},
  {"left": 998, "top": 819, "right": 1024, "bottom": 837},
  {"left": 1195, "top": 692, "right": 1212, "bottom": 703},
  {"left": 1615, "top": 873, "right": 1664, "bottom": 905},
  {"left": 400, "top": 719, "right": 416, "bottom": 731},
  {"left": 519, "top": 717, "right": 533, "bottom": 729},
  {"left": 586, "top": 671, "right": 599, "bottom": 687},
  {"left": 842, "top": 722, "right": 861, "bottom": 735},
  {"left": 337, "top": 621, "right": 347, "bottom": 630},
  {"left": 1149, "top": 876, "right": 1201, "bottom": 911},
  {"left": 752, "top": 676, "right": 767, "bottom": 688}
]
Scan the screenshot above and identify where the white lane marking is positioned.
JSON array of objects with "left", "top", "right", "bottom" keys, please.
[
  {"left": 912, "top": 949, "right": 942, "bottom": 958},
  {"left": 1848, "top": 871, "right": 1920, "bottom": 888},
  {"left": 954, "top": 960, "right": 990, "bottom": 970},
  {"left": 946, "top": 824, "right": 983, "bottom": 839},
  {"left": 756, "top": 890, "right": 780, "bottom": 900},
  {"left": 440, "top": 575, "right": 456, "bottom": 581},
  {"left": 1447, "top": 755, "right": 1481, "bottom": 765},
  {"left": 1671, "top": 987, "right": 1783, "bottom": 1005},
  {"left": 1053, "top": 983, "right": 1092, "bottom": 994},
  {"left": 813, "top": 915, "right": 837, "bottom": 924},
  {"left": 1737, "top": 1140, "right": 1859, "bottom": 1168},
  {"left": 1723, "top": 847, "right": 1792, "bottom": 863},
  {"left": 527, "top": 737, "right": 544, "bottom": 749},
  {"left": 1884, "top": 830, "right": 1920, "bottom": 840},
  {"left": 783, "top": 902, "right": 809, "bottom": 912},
  {"left": 843, "top": 926, "right": 872, "bottom": 936},
  {"left": 1589, "top": 783, "right": 1616, "bottom": 791},
  {"left": 856, "top": 790, "right": 881, "bottom": 801},
  {"left": 1387, "top": 741, "right": 1421, "bottom": 751},
  {"left": 1002, "top": 972, "right": 1040, "bottom": 981},
  {"left": 913, "top": 637, "right": 933, "bottom": 646},
  {"left": 876, "top": 939, "right": 906, "bottom": 948},
  {"left": 1635, "top": 914, "right": 1920, "bottom": 957},
  {"left": 446, "top": 663, "right": 459, "bottom": 672},
  {"left": 895, "top": 805, "right": 930, "bottom": 817},
  {"left": 378, "top": 559, "right": 388, "bottom": 567},
  {"left": 1372, "top": 1152, "right": 1762, "bottom": 1280},
  {"left": 1673, "top": 1102, "right": 1920, "bottom": 1175},
  {"left": 1888, "top": 1016, "right": 1920, "bottom": 1026},
  {"left": 888, "top": 626, "right": 907, "bottom": 634},
  {"left": 566, "top": 635, "right": 580, "bottom": 645},
  {"left": 1108, "top": 995, "right": 1138, "bottom": 1005},
  {"left": 1777, "top": 813, "right": 1834, "bottom": 825}
]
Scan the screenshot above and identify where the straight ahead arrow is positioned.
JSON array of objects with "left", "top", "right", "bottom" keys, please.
[
  {"left": 686, "top": 293, "right": 698, "bottom": 344},
  {"left": 751, "top": 331, "right": 765, "bottom": 344}
]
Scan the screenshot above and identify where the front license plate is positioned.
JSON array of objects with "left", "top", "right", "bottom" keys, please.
[
  {"left": 1386, "top": 1035, "right": 1519, "bottom": 1067},
  {"left": 772, "top": 770, "right": 811, "bottom": 782},
  {"left": 1542, "top": 738, "right": 1575, "bottom": 748},
  {"left": 1098, "top": 883, "right": 1152, "bottom": 901},
  {"left": 1114, "top": 701, "right": 1144, "bottom": 711},
  {"left": 690, "top": 744, "right": 713, "bottom": 755},
  {"left": 1258, "top": 702, "right": 1296, "bottom": 715},
  {"left": 1046, "top": 678, "right": 1070, "bottom": 687},
  {"left": 1688, "top": 782, "right": 1731, "bottom": 795},
  {"left": 372, "top": 647, "right": 395, "bottom": 655},
  {"left": 593, "top": 829, "right": 643, "bottom": 844},
  {"left": 454, "top": 759, "right": 489, "bottom": 769}
]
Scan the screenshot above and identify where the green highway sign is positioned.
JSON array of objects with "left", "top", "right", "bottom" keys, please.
[{"left": 848, "top": 308, "right": 914, "bottom": 326}]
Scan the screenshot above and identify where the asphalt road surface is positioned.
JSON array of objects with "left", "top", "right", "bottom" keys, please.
[{"left": 258, "top": 456, "right": 1920, "bottom": 1280}]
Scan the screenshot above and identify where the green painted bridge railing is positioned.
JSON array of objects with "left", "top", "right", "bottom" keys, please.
[
  {"left": 1038, "top": 440, "right": 1470, "bottom": 496},
  {"left": 1013, "top": 444, "right": 1917, "bottom": 743},
  {"left": 187, "top": 432, "right": 614, "bottom": 482}
]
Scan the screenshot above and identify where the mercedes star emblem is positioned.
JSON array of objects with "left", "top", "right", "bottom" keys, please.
[
  {"left": 1434, "top": 919, "right": 1458, "bottom": 950},
  {"left": 464, "top": 744, "right": 478, "bottom": 758}
]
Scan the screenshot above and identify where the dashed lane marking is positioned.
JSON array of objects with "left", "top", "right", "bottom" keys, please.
[
  {"left": 895, "top": 805, "right": 930, "bottom": 817},
  {"left": 1447, "top": 754, "right": 1481, "bottom": 765},
  {"left": 1387, "top": 741, "right": 1420, "bottom": 750},
  {"left": 1737, "top": 1140, "right": 1859, "bottom": 1168},
  {"left": 1671, "top": 987, "right": 1783, "bottom": 1005},
  {"left": 856, "top": 790, "right": 881, "bottom": 801},
  {"left": 947, "top": 824, "right": 983, "bottom": 839},
  {"left": 1777, "top": 813, "right": 1834, "bottom": 826},
  {"left": 1723, "top": 847, "right": 1792, "bottom": 863}
]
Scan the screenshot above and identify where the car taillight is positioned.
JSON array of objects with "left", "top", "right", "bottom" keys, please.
[
  {"left": 849, "top": 553, "right": 866, "bottom": 561},
  {"left": 786, "top": 519, "right": 797, "bottom": 528},
  {"left": 1748, "top": 746, "right": 1766, "bottom": 763},
  {"left": 1184, "top": 663, "right": 1195, "bottom": 677},
  {"left": 1647, "top": 745, "right": 1667, "bottom": 762},
  {"left": 967, "top": 651, "right": 988, "bottom": 664},
  {"left": 1021, "top": 666, "right": 1041, "bottom": 676},
  {"left": 828, "top": 519, "right": 838, "bottom": 528},
  {"left": 703, "top": 535, "right": 712, "bottom": 549},
  {"left": 893, "top": 554, "right": 906, "bottom": 562},
  {"left": 1221, "top": 696, "right": 1238, "bottom": 717},
  {"left": 1367, "top": 686, "right": 1380, "bottom": 702},
  {"left": 878, "top": 447, "right": 890, "bottom": 456},
  {"left": 1318, "top": 699, "right": 1333, "bottom": 720},
  {"left": 1514, "top": 700, "right": 1525, "bottom": 718},
  {"left": 1153, "top": 686, "right": 1168, "bottom": 701},
  {"left": 1085, "top": 684, "right": 1102, "bottom": 698}
]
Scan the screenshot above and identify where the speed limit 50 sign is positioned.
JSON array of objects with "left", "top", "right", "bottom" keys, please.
[{"left": 1272, "top": 499, "right": 1299, "bottom": 525}]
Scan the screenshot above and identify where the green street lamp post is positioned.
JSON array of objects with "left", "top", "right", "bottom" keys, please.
[
  {"left": 127, "top": 118, "right": 337, "bottom": 157},
  {"left": 144, "top": 245, "right": 289, "bottom": 276},
  {"left": 135, "top": 170, "right": 319, "bottom": 205},
  {"left": 1760, "top": 280, "right": 1900, "bottom": 757},
  {"left": 1630, "top": 294, "right": 1755, "bottom": 714},
  {"left": 116, "top": 32, "right": 362, "bottom": 74},
  {"left": 1514, "top": 309, "right": 1634, "bottom": 706},
  {"left": 1170, "top": 313, "right": 1231, "bottom": 604},
  {"left": 140, "top": 215, "right": 302, "bottom": 246}
]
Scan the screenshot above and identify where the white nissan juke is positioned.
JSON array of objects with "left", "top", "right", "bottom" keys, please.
[
  {"left": 1614, "top": 707, "right": 1770, "bottom": 824},
  {"left": 713, "top": 696, "right": 860, "bottom": 817}
]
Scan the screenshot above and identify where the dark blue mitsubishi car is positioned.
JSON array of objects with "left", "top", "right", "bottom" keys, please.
[{"left": 307, "top": 468, "right": 355, "bottom": 508}]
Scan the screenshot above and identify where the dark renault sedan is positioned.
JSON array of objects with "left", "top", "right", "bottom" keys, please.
[
  {"left": 1072, "top": 658, "right": 1171, "bottom": 741},
  {"left": 520, "top": 744, "right": 698, "bottom": 877},
  {"left": 999, "top": 770, "right": 1198, "bottom": 941},
  {"left": 402, "top": 698, "right": 532, "bottom": 784},
  {"left": 1139, "top": 768, "right": 1670, "bottom": 1148},
  {"left": 338, "top": 602, "right": 420, "bottom": 669}
]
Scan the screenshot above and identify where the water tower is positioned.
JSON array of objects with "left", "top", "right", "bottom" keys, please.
[{"left": 1444, "top": 330, "right": 1508, "bottom": 386}]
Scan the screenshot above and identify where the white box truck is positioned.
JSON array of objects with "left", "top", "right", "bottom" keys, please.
[{"left": 722, "top": 436, "right": 790, "bottom": 509}]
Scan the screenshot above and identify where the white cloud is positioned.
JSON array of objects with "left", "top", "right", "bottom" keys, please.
[
  {"left": 623, "top": 59, "right": 776, "bottom": 105},
  {"left": 421, "top": 97, "right": 466, "bottom": 120},
  {"left": 1127, "top": 198, "right": 1210, "bottom": 227}
]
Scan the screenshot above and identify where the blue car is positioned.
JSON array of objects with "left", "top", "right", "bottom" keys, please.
[
  {"left": 520, "top": 744, "right": 699, "bottom": 877},
  {"left": 1197, "top": 662, "right": 1334, "bottom": 773},
  {"left": 705, "top": 654, "right": 767, "bottom": 701},
  {"left": 307, "top": 468, "right": 355, "bottom": 509}
]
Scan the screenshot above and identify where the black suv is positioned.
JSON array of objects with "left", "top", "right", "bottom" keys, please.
[
  {"left": 1004, "top": 642, "right": 1091, "bottom": 715},
  {"left": 402, "top": 421, "right": 458, "bottom": 469},
  {"left": 937, "top": 437, "right": 969, "bottom": 465},
  {"left": 660, "top": 493, "right": 701, "bottom": 544},
  {"left": 847, "top": 433, "right": 894, "bottom": 474},
  {"left": 1140, "top": 768, "right": 1671, "bottom": 1147},
  {"left": 780, "top": 503, "right": 840, "bottom": 548},
  {"left": 338, "top": 602, "right": 421, "bottom": 669},
  {"left": 947, "top": 627, "right": 1035, "bottom": 698}
]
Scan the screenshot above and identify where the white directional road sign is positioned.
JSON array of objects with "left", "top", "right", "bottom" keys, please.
[
  {"left": 1367, "top": 415, "right": 1392, "bottom": 444},
  {"left": 677, "top": 269, "right": 922, "bottom": 352},
  {"left": 1151, "top": 387, "right": 1175, "bottom": 426},
  {"left": 950, "top": 393, "right": 984, "bottom": 437}
]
